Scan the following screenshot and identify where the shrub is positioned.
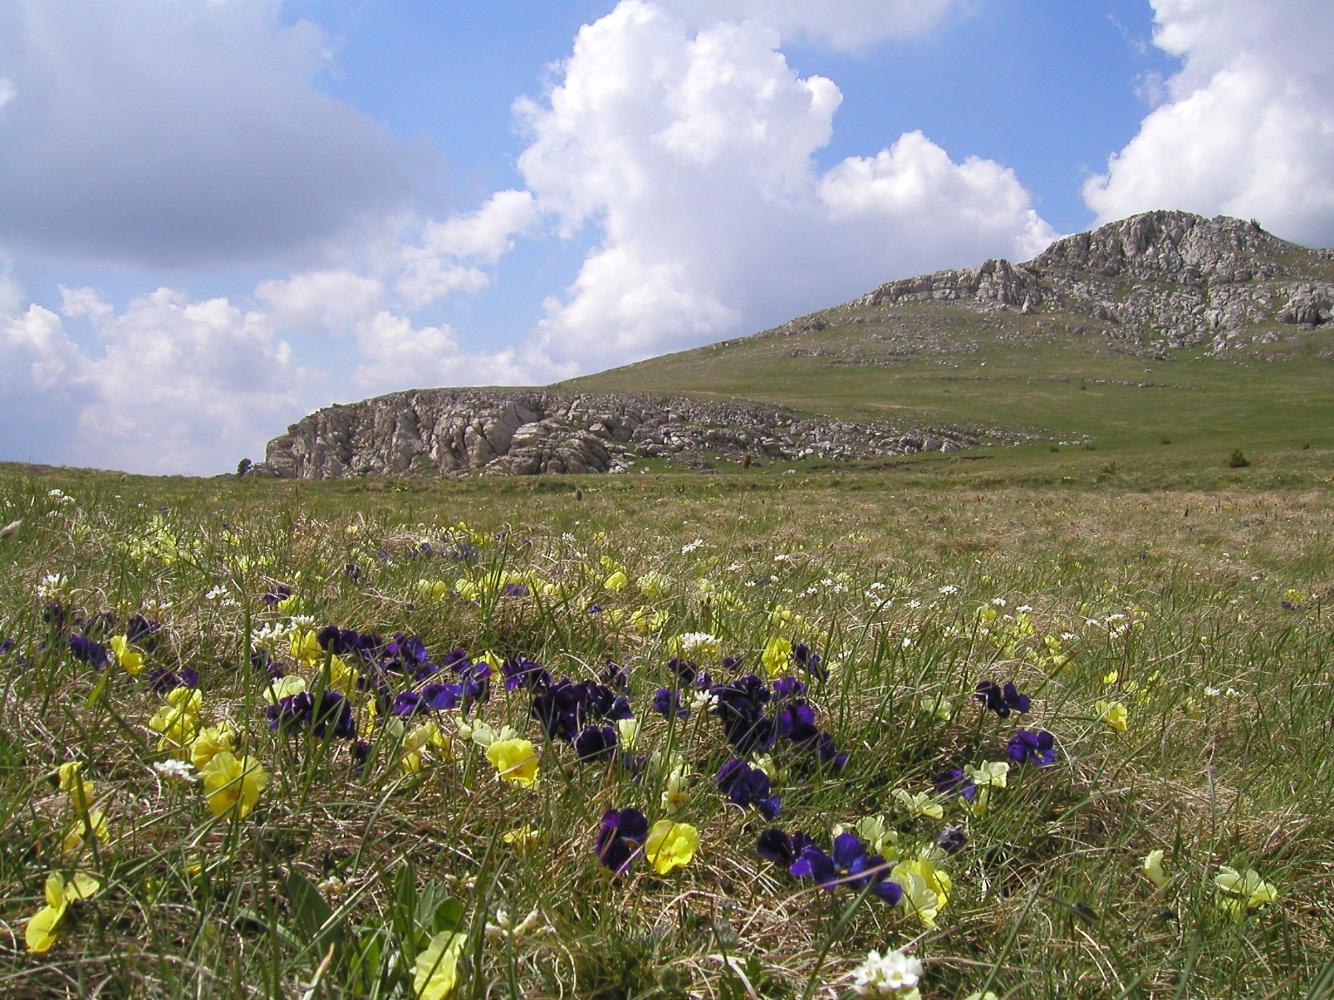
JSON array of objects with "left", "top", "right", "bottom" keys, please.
[{"left": 1229, "top": 449, "right": 1251, "bottom": 468}]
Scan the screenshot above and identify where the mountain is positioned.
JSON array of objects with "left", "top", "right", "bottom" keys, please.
[{"left": 254, "top": 211, "right": 1333, "bottom": 478}]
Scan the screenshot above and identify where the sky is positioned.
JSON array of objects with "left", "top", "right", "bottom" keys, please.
[{"left": 2, "top": 0, "right": 1332, "bottom": 475}]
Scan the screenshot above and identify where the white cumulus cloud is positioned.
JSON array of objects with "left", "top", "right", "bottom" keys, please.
[
  {"left": 516, "top": 1, "right": 1054, "bottom": 370},
  {"left": 1084, "top": 0, "right": 1334, "bottom": 247}
]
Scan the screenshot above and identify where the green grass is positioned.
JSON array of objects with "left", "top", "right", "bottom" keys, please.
[
  {"left": 0, "top": 454, "right": 1330, "bottom": 997},
  {"left": 564, "top": 303, "right": 1334, "bottom": 469}
]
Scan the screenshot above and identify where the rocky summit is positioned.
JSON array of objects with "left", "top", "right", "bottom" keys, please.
[
  {"left": 251, "top": 389, "right": 980, "bottom": 479},
  {"left": 852, "top": 210, "right": 1334, "bottom": 356}
]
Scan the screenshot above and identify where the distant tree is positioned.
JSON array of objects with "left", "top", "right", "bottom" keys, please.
[{"left": 236, "top": 458, "right": 252, "bottom": 478}]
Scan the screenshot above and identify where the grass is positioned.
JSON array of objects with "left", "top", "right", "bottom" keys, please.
[
  {"left": 0, "top": 451, "right": 1331, "bottom": 998},
  {"left": 564, "top": 303, "right": 1334, "bottom": 467}
]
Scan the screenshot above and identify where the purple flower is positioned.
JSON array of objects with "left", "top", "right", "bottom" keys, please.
[
  {"left": 790, "top": 834, "right": 901, "bottom": 904},
  {"left": 756, "top": 828, "right": 814, "bottom": 867},
  {"left": 68, "top": 634, "right": 110, "bottom": 668},
  {"left": 933, "top": 768, "right": 978, "bottom": 802},
  {"left": 651, "top": 687, "right": 689, "bottom": 720},
  {"left": 502, "top": 657, "right": 549, "bottom": 692},
  {"left": 1007, "top": 728, "right": 1057, "bottom": 766},
  {"left": 975, "top": 680, "right": 1031, "bottom": 718},
  {"left": 595, "top": 808, "right": 649, "bottom": 874},
  {"left": 792, "top": 643, "right": 827, "bottom": 681},
  {"left": 260, "top": 584, "right": 291, "bottom": 607},
  {"left": 267, "top": 690, "right": 356, "bottom": 739},
  {"left": 574, "top": 724, "right": 619, "bottom": 762},
  {"left": 716, "top": 759, "right": 781, "bottom": 820},
  {"left": 772, "top": 676, "right": 807, "bottom": 700}
]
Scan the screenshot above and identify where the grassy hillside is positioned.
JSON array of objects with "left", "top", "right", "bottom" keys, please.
[{"left": 565, "top": 301, "right": 1334, "bottom": 469}]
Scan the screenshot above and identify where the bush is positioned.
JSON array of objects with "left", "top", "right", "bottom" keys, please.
[{"left": 1229, "top": 449, "right": 1251, "bottom": 468}]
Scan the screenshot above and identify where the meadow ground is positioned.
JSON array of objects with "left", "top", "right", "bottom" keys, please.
[{"left": 0, "top": 442, "right": 1330, "bottom": 998}]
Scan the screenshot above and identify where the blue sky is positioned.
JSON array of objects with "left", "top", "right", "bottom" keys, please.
[{"left": 1, "top": 0, "right": 1331, "bottom": 474}]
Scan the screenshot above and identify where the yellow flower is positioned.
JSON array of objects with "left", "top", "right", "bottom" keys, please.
[
  {"left": 200, "top": 752, "right": 267, "bottom": 820},
  {"left": 417, "top": 579, "right": 449, "bottom": 601},
  {"left": 637, "top": 571, "right": 671, "bottom": 599},
  {"left": 109, "top": 635, "right": 144, "bottom": 676},
  {"left": 893, "top": 788, "right": 944, "bottom": 820},
  {"left": 264, "top": 675, "right": 307, "bottom": 704},
  {"left": 401, "top": 721, "right": 451, "bottom": 773},
  {"left": 660, "top": 765, "right": 692, "bottom": 813},
  {"left": 629, "top": 606, "right": 668, "bottom": 635},
  {"left": 964, "top": 760, "right": 1010, "bottom": 789},
  {"left": 289, "top": 628, "right": 323, "bottom": 668},
  {"left": 603, "top": 570, "right": 628, "bottom": 593},
  {"left": 502, "top": 826, "right": 539, "bottom": 848},
  {"left": 62, "top": 810, "right": 110, "bottom": 856},
  {"left": 413, "top": 929, "right": 467, "bottom": 1000},
  {"left": 325, "top": 655, "right": 358, "bottom": 697},
  {"left": 25, "top": 872, "right": 99, "bottom": 952},
  {"left": 616, "top": 718, "right": 642, "bottom": 751},
  {"left": 1102, "top": 669, "right": 1119, "bottom": 685},
  {"left": 760, "top": 637, "right": 793, "bottom": 678},
  {"left": 892, "top": 855, "right": 952, "bottom": 928},
  {"left": 644, "top": 820, "right": 699, "bottom": 874},
  {"left": 1215, "top": 866, "right": 1277, "bottom": 918},
  {"left": 190, "top": 722, "right": 238, "bottom": 771},
  {"left": 1141, "top": 849, "right": 1168, "bottom": 887},
  {"left": 1097, "top": 700, "right": 1129, "bottom": 732},
  {"left": 149, "top": 687, "right": 203, "bottom": 759},
  {"left": 486, "top": 738, "right": 539, "bottom": 788},
  {"left": 276, "top": 592, "right": 301, "bottom": 615}
]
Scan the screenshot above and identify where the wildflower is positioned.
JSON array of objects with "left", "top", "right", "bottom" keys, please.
[
  {"left": 833, "top": 815, "right": 898, "bottom": 858},
  {"left": 152, "top": 759, "right": 197, "bottom": 783},
  {"left": 1097, "top": 700, "right": 1129, "bottom": 732},
  {"left": 644, "top": 820, "right": 699, "bottom": 874},
  {"left": 933, "top": 769, "right": 977, "bottom": 803},
  {"left": 756, "top": 828, "right": 815, "bottom": 867},
  {"left": 200, "top": 752, "right": 267, "bottom": 820},
  {"left": 1007, "top": 728, "right": 1057, "bottom": 766},
  {"left": 849, "top": 947, "right": 923, "bottom": 998},
  {"left": 25, "top": 871, "right": 99, "bottom": 952},
  {"left": 574, "top": 724, "right": 618, "bottom": 762},
  {"left": 651, "top": 687, "right": 688, "bottom": 720},
  {"left": 716, "top": 759, "right": 780, "bottom": 819},
  {"left": 603, "top": 570, "right": 628, "bottom": 593},
  {"left": 108, "top": 635, "right": 144, "bottom": 676},
  {"left": 486, "top": 738, "right": 539, "bottom": 788},
  {"left": 1141, "top": 849, "right": 1168, "bottom": 887},
  {"left": 190, "top": 722, "right": 238, "bottom": 770},
  {"left": 893, "top": 788, "right": 944, "bottom": 820},
  {"left": 1215, "top": 865, "right": 1277, "bottom": 918},
  {"left": 790, "top": 833, "right": 902, "bottom": 904},
  {"left": 502, "top": 826, "right": 539, "bottom": 848},
  {"left": 413, "top": 929, "right": 467, "bottom": 1000},
  {"left": 938, "top": 584, "right": 959, "bottom": 595},
  {"left": 936, "top": 825, "right": 968, "bottom": 855},
  {"left": 681, "top": 538, "right": 704, "bottom": 554},
  {"left": 892, "top": 854, "right": 952, "bottom": 928},
  {"left": 637, "top": 571, "right": 671, "bottom": 598},
  {"left": 670, "top": 631, "right": 720, "bottom": 660},
  {"left": 149, "top": 687, "right": 203, "bottom": 758},
  {"left": 595, "top": 808, "right": 648, "bottom": 874},
  {"left": 264, "top": 675, "right": 307, "bottom": 703},
  {"left": 964, "top": 760, "right": 1010, "bottom": 789},
  {"left": 660, "top": 763, "right": 692, "bottom": 812},
  {"left": 974, "top": 680, "right": 1030, "bottom": 717},
  {"left": 289, "top": 628, "right": 323, "bottom": 668},
  {"left": 62, "top": 808, "right": 110, "bottom": 855},
  {"left": 615, "top": 717, "right": 642, "bottom": 751}
]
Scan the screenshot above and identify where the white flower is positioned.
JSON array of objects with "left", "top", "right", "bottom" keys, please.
[
  {"left": 901, "top": 637, "right": 913, "bottom": 649},
  {"left": 205, "top": 585, "right": 230, "bottom": 601},
  {"left": 990, "top": 597, "right": 1007, "bottom": 607},
  {"left": 689, "top": 689, "right": 718, "bottom": 714},
  {"left": 849, "top": 947, "right": 923, "bottom": 996},
  {"left": 680, "top": 538, "right": 705, "bottom": 554},
  {"left": 938, "top": 584, "right": 959, "bottom": 595},
  {"left": 1017, "top": 604, "right": 1034, "bottom": 613},
  {"left": 907, "top": 599, "right": 922, "bottom": 610},
  {"left": 36, "top": 573, "right": 69, "bottom": 600},
  {"left": 153, "top": 759, "right": 198, "bottom": 783}
]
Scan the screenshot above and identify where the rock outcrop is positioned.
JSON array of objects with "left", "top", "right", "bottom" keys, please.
[
  {"left": 253, "top": 390, "right": 980, "bottom": 479},
  {"left": 854, "top": 211, "right": 1334, "bottom": 355}
]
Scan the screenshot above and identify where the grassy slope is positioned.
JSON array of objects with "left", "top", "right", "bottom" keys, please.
[{"left": 563, "top": 301, "right": 1334, "bottom": 475}]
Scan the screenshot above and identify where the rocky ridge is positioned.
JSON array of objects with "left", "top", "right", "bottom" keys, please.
[
  {"left": 849, "top": 211, "right": 1334, "bottom": 356},
  {"left": 253, "top": 389, "right": 981, "bottom": 479}
]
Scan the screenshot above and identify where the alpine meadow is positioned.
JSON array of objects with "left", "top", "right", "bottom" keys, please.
[{"left": 2, "top": 3, "right": 1334, "bottom": 998}]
